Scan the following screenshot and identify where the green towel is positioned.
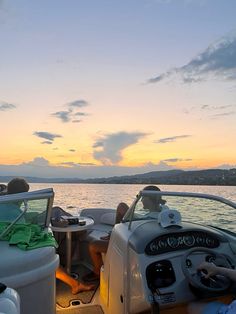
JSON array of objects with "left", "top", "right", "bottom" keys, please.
[{"left": 0, "top": 222, "right": 58, "bottom": 250}]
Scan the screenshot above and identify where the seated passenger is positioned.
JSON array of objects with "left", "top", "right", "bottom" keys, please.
[
  {"left": 0, "top": 178, "right": 30, "bottom": 222},
  {"left": 1, "top": 178, "right": 94, "bottom": 293},
  {"left": 141, "top": 185, "right": 166, "bottom": 218},
  {"left": 188, "top": 262, "right": 236, "bottom": 314},
  {"left": 83, "top": 202, "right": 129, "bottom": 282},
  {"left": 84, "top": 185, "right": 164, "bottom": 282}
]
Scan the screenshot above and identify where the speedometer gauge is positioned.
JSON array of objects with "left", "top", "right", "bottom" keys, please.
[
  {"left": 167, "top": 236, "right": 179, "bottom": 248},
  {"left": 183, "top": 235, "right": 195, "bottom": 246}
]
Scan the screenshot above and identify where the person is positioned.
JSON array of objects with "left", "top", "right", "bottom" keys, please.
[
  {"left": 56, "top": 267, "right": 94, "bottom": 294},
  {"left": 83, "top": 202, "right": 129, "bottom": 282},
  {"left": 1, "top": 178, "right": 94, "bottom": 293},
  {"left": 0, "top": 184, "right": 7, "bottom": 194},
  {"left": 188, "top": 262, "right": 236, "bottom": 314},
  {"left": 0, "top": 178, "right": 29, "bottom": 196},
  {"left": 0, "top": 178, "right": 30, "bottom": 222},
  {"left": 84, "top": 185, "right": 164, "bottom": 282},
  {"left": 7, "top": 178, "right": 30, "bottom": 194},
  {"left": 141, "top": 185, "right": 166, "bottom": 213}
]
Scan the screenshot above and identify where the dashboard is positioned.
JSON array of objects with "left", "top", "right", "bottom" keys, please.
[{"left": 145, "top": 231, "right": 220, "bottom": 255}]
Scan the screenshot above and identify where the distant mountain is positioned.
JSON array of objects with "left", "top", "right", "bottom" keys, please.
[{"left": 0, "top": 168, "right": 236, "bottom": 185}]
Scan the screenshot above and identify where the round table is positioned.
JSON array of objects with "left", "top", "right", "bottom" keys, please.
[{"left": 51, "top": 217, "right": 94, "bottom": 273}]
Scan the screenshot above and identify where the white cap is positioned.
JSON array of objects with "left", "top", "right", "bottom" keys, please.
[{"left": 158, "top": 208, "right": 182, "bottom": 228}]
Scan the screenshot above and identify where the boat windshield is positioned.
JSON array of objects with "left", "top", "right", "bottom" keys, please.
[{"left": 124, "top": 190, "right": 236, "bottom": 233}]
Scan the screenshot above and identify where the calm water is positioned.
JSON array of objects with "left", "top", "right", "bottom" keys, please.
[{"left": 30, "top": 183, "right": 236, "bottom": 210}]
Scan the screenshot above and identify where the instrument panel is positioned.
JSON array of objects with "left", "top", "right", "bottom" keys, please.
[{"left": 145, "top": 231, "right": 220, "bottom": 255}]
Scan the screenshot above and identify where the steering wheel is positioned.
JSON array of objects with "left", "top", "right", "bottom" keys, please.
[{"left": 181, "top": 247, "right": 232, "bottom": 292}]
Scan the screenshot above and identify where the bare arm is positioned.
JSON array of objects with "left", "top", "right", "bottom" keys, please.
[{"left": 198, "top": 262, "right": 236, "bottom": 281}]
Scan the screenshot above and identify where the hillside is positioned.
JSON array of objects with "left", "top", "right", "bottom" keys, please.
[{"left": 0, "top": 168, "right": 236, "bottom": 185}]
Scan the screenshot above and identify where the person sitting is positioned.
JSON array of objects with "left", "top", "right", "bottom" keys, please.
[
  {"left": 0, "top": 178, "right": 30, "bottom": 222},
  {"left": 141, "top": 185, "right": 166, "bottom": 216},
  {"left": 188, "top": 262, "right": 236, "bottom": 314},
  {"left": 1, "top": 178, "right": 94, "bottom": 293},
  {"left": 83, "top": 185, "right": 164, "bottom": 282},
  {"left": 83, "top": 202, "right": 129, "bottom": 282}
]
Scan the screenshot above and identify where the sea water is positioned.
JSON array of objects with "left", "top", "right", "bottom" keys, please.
[{"left": 30, "top": 183, "right": 236, "bottom": 212}]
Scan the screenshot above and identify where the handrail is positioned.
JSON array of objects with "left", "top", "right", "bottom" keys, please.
[
  {"left": 0, "top": 188, "right": 54, "bottom": 203},
  {"left": 124, "top": 190, "right": 236, "bottom": 230}
]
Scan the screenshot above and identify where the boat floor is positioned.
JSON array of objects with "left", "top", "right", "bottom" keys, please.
[{"left": 56, "top": 264, "right": 103, "bottom": 314}]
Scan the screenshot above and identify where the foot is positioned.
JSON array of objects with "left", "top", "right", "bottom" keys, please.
[
  {"left": 71, "top": 282, "right": 95, "bottom": 294},
  {"left": 82, "top": 271, "right": 100, "bottom": 282}
]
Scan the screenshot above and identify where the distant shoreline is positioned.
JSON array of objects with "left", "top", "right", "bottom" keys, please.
[{"left": 1, "top": 168, "right": 236, "bottom": 186}]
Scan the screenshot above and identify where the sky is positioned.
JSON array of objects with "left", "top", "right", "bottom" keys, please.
[{"left": 0, "top": 0, "right": 236, "bottom": 179}]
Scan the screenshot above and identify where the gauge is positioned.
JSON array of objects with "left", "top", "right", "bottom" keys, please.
[
  {"left": 158, "top": 239, "right": 167, "bottom": 249},
  {"left": 196, "top": 236, "right": 205, "bottom": 245},
  {"left": 149, "top": 241, "right": 159, "bottom": 252},
  {"left": 206, "top": 237, "right": 215, "bottom": 247},
  {"left": 183, "top": 235, "right": 195, "bottom": 247},
  {"left": 167, "top": 236, "right": 179, "bottom": 248}
]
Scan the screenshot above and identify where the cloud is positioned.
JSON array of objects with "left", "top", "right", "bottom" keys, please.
[
  {"left": 22, "top": 157, "right": 50, "bottom": 167},
  {"left": 33, "top": 131, "right": 62, "bottom": 143},
  {"left": 93, "top": 131, "right": 148, "bottom": 164},
  {"left": 148, "top": 32, "right": 236, "bottom": 83},
  {"left": 68, "top": 100, "right": 89, "bottom": 109},
  {"left": 52, "top": 99, "right": 89, "bottom": 123},
  {"left": 60, "top": 162, "right": 96, "bottom": 167},
  {"left": 51, "top": 111, "right": 71, "bottom": 122},
  {"left": 210, "top": 111, "right": 235, "bottom": 118},
  {"left": 0, "top": 158, "right": 175, "bottom": 179},
  {"left": 155, "top": 135, "right": 191, "bottom": 144},
  {"left": 42, "top": 141, "right": 53, "bottom": 145},
  {"left": 163, "top": 158, "right": 192, "bottom": 162},
  {"left": 0, "top": 101, "right": 16, "bottom": 111},
  {"left": 0, "top": 157, "right": 234, "bottom": 179}
]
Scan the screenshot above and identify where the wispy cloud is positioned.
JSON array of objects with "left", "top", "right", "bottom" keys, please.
[
  {"left": 163, "top": 158, "right": 192, "bottom": 162},
  {"left": 68, "top": 100, "right": 88, "bottom": 109},
  {"left": 210, "top": 111, "right": 235, "bottom": 118},
  {"left": 148, "top": 32, "right": 236, "bottom": 83},
  {"left": 51, "top": 99, "right": 89, "bottom": 123},
  {"left": 51, "top": 111, "right": 71, "bottom": 122},
  {"left": 60, "top": 161, "right": 96, "bottom": 167},
  {"left": 33, "top": 131, "right": 62, "bottom": 144},
  {"left": 0, "top": 101, "right": 16, "bottom": 111},
  {"left": 155, "top": 134, "right": 191, "bottom": 144},
  {"left": 93, "top": 131, "right": 148, "bottom": 164}
]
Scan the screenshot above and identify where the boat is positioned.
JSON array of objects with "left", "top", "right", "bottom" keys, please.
[{"left": 0, "top": 188, "right": 236, "bottom": 313}]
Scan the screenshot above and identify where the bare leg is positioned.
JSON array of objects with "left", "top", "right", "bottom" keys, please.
[
  {"left": 56, "top": 267, "right": 94, "bottom": 294},
  {"left": 115, "top": 202, "right": 129, "bottom": 223},
  {"left": 89, "top": 242, "right": 107, "bottom": 275}
]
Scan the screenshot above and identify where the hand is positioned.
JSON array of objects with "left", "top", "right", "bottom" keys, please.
[
  {"left": 197, "top": 262, "right": 218, "bottom": 278},
  {"left": 100, "top": 232, "right": 111, "bottom": 241}
]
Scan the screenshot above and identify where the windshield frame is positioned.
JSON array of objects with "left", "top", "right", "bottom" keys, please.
[{"left": 122, "top": 190, "right": 236, "bottom": 230}]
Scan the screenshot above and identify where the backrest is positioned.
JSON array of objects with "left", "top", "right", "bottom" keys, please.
[{"left": 80, "top": 208, "right": 116, "bottom": 225}]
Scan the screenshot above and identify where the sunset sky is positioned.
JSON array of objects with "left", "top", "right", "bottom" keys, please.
[{"left": 0, "top": 0, "right": 236, "bottom": 178}]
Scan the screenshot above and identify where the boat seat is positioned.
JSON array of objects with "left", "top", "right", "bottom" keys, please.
[{"left": 79, "top": 208, "right": 116, "bottom": 243}]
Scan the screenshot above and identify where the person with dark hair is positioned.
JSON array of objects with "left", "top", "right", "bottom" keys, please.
[
  {"left": 7, "top": 178, "right": 29, "bottom": 194},
  {"left": 0, "top": 178, "right": 94, "bottom": 294},
  {"left": 142, "top": 185, "right": 166, "bottom": 213},
  {"left": 0, "top": 178, "right": 29, "bottom": 222}
]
